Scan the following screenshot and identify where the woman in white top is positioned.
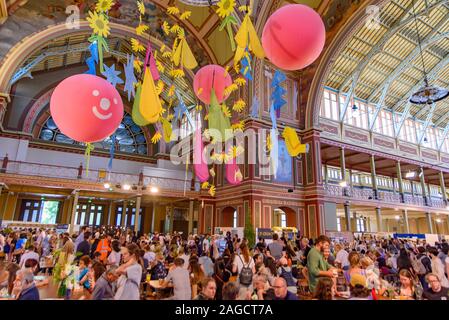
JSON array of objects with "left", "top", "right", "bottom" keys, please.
[
  {"left": 232, "top": 243, "right": 255, "bottom": 299},
  {"left": 107, "top": 240, "right": 121, "bottom": 269},
  {"left": 429, "top": 247, "right": 449, "bottom": 288},
  {"left": 114, "top": 243, "right": 143, "bottom": 300}
]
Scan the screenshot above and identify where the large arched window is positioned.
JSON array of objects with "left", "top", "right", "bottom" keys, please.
[{"left": 39, "top": 113, "right": 148, "bottom": 155}]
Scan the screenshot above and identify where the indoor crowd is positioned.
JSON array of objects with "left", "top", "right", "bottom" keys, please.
[{"left": 0, "top": 226, "right": 448, "bottom": 301}]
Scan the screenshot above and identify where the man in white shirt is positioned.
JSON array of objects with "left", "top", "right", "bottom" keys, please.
[
  {"left": 334, "top": 243, "right": 350, "bottom": 270},
  {"left": 19, "top": 245, "right": 40, "bottom": 269}
]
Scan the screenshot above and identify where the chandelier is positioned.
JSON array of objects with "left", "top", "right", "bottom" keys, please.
[
  {"left": 177, "top": 0, "right": 219, "bottom": 6},
  {"left": 409, "top": 0, "right": 449, "bottom": 104}
]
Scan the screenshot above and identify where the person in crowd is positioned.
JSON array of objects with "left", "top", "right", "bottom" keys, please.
[
  {"left": 193, "top": 277, "right": 216, "bottom": 300},
  {"left": 149, "top": 253, "right": 167, "bottom": 281},
  {"left": 278, "top": 256, "right": 297, "bottom": 294},
  {"left": 199, "top": 251, "right": 214, "bottom": 277},
  {"left": 77, "top": 255, "right": 92, "bottom": 294},
  {"left": 272, "top": 277, "right": 298, "bottom": 300},
  {"left": 422, "top": 273, "right": 449, "bottom": 300},
  {"left": 222, "top": 281, "right": 240, "bottom": 300},
  {"left": 74, "top": 226, "right": 89, "bottom": 252},
  {"left": 397, "top": 248, "right": 414, "bottom": 275},
  {"left": 189, "top": 255, "right": 205, "bottom": 298},
  {"left": 334, "top": 243, "right": 349, "bottom": 271},
  {"left": 312, "top": 277, "right": 335, "bottom": 300},
  {"left": 178, "top": 247, "right": 190, "bottom": 269},
  {"left": 76, "top": 231, "right": 91, "bottom": 259},
  {"left": 107, "top": 240, "right": 121, "bottom": 268},
  {"left": 348, "top": 273, "right": 371, "bottom": 300},
  {"left": 232, "top": 243, "right": 255, "bottom": 298},
  {"left": 212, "top": 257, "right": 231, "bottom": 300},
  {"left": 323, "top": 247, "right": 335, "bottom": 266},
  {"left": 163, "top": 257, "right": 191, "bottom": 300},
  {"left": 428, "top": 247, "right": 449, "bottom": 288},
  {"left": 344, "top": 251, "right": 365, "bottom": 283},
  {"left": 307, "top": 235, "right": 335, "bottom": 293},
  {"left": 114, "top": 243, "right": 142, "bottom": 300},
  {"left": 396, "top": 269, "right": 419, "bottom": 300},
  {"left": 12, "top": 269, "right": 39, "bottom": 300},
  {"left": 19, "top": 245, "right": 39, "bottom": 269},
  {"left": 255, "top": 238, "right": 266, "bottom": 253},
  {"left": 91, "top": 265, "right": 118, "bottom": 300},
  {"left": 267, "top": 233, "right": 284, "bottom": 261},
  {"left": 0, "top": 261, "right": 9, "bottom": 291}
]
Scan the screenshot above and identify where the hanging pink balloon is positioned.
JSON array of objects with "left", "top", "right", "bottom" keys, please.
[
  {"left": 262, "top": 4, "right": 326, "bottom": 71},
  {"left": 50, "top": 74, "right": 124, "bottom": 143},
  {"left": 193, "top": 126, "right": 209, "bottom": 183},
  {"left": 225, "top": 158, "right": 242, "bottom": 185},
  {"left": 193, "top": 65, "right": 232, "bottom": 104}
]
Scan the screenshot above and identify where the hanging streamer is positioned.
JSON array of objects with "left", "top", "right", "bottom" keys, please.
[
  {"left": 84, "top": 143, "right": 95, "bottom": 177},
  {"left": 143, "top": 41, "right": 160, "bottom": 80},
  {"left": 193, "top": 116, "right": 209, "bottom": 183},
  {"left": 108, "top": 134, "right": 116, "bottom": 172},
  {"left": 282, "top": 127, "right": 307, "bottom": 157},
  {"left": 271, "top": 70, "right": 287, "bottom": 118}
]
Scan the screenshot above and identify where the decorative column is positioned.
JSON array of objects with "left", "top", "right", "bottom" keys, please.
[
  {"left": 370, "top": 155, "right": 378, "bottom": 200},
  {"left": 344, "top": 202, "right": 351, "bottom": 232},
  {"left": 340, "top": 147, "right": 346, "bottom": 184},
  {"left": 426, "top": 212, "right": 434, "bottom": 234},
  {"left": 134, "top": 196, "right": 141, "bottom": 233},
  {"left": 121, "top": 201, "right": 128, "bottom": 227},
  {"left": 352, "top": 211, "right": 357, "bottom": 232},
  {"left": 376, "top": 207, "right": 382, "bottom": 232},
  {"left": 348, "top": 169, "right": 354, "bottom": 197},
  {"left": 403, "top": 209, "right": 410, "bottom": 233},
  {"left": 396, "top": 162, "right": 404, "bottom": 203},
  {"left": 69, "top": 190, "right": 79, "bottom": 234},
  {"left": 106, "top": 200, "right": 113, "bottom": 225},
  {"left": 440, "top": 171, "right": 447, "bottom": 205},
  {"left": 188, "top": 200, "right": 194, "bottom": 234},
  {"left": 301, "top": 129, "right": 325, "bottom": 238},
  {"left": 420, "top": 167, "right": 428, "bottom": 206},
  {"left": 324, "top": 163, "right": 329, "bottom": 186}
]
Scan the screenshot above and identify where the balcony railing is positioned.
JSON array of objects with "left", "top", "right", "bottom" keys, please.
[
  {"left": 324, "top": 183, "right": 444, "bottom": 208},
  {"left": 1, "top": 158, "right": 200, "bottom": 192}
]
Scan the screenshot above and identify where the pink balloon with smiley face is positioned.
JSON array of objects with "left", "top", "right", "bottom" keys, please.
[{"left": 50, "top": 74, "right": 124, "bottom": 143}]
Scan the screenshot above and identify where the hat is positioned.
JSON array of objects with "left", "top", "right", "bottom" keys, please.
[{"left": 350, "top": 274, "right": 367, "bottom": 288}]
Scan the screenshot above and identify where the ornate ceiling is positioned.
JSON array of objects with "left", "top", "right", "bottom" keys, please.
[{"left": 325, "top": 0, "right": 449, "bottom": 129}]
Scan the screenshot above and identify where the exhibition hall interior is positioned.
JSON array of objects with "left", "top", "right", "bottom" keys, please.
[{"left": 1, "top": 0, "right": 449, "bottom": 302}]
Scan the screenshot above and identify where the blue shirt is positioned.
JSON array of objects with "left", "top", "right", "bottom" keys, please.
[
  {"left": 275, "top": 290, "right": 299, "bottom": 300},
  {"left": 18, "top": 285, "right": 40, "bottom": 300}
]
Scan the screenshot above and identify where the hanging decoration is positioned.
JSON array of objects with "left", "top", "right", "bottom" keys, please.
[
  {"left": 225, "top": 144, "right": 243, "bottom": 185},
  {"left": 193, "top": 117, "right": 210, "bottom": 183},
  {"left": 108, "top": 133, "right": 116, "bottom": 172},
  {"left": 216, "top": 0, "right": 238, "bottom": 51},
  {"left": 85, "top": 41, "right": 99, "bottom": 75},
  {"left": 175, "top": 90, "right": 195, "bottom": 130},
  {"left": 50, "top": 74, "right": 123, "bottom": 143},
  {"left": 240, "top": 48, "right": 253, "bottom": 81},
  {"left": 208, "top": 89, "right": 232, "bottom": 143},
  {"left": 138, "top": 67, "right": 162, "bottom": 124},
  {"left": 269, "top": 126, "right": 279, "bottom": 179},
  {"left": 262, "top": 4, "right": 325, "bottom": 71},
  {"left": 161, "top": 117, "right": 173, "bottom": 143},
  {"left": 194, "top": 65, "right": 233, "bottom": 104},
  {"left": 271, "top": 70, "right": 287, "bottom": 118},
  {"left": 131, "top": 82, "right": 149, "bottom": 126},
  {"left": 123, "top": 54, "right": 137, "bottom": 101},
  {"left": 143, "top": 41, "right": 160, "bottom": 81},
  {"left": 86, "top": 9, "right": 111, "bottom": 73},
  {"left": 250, "top": 95, "right": 259, "bottom": 118},
  {"left": 282, "top": 127, "right": 307, "bottom": 157},
  {"left": 101, "top": 64, "right": 124, "bottom": 88},
  {"left": 234, "top": 6, "right": 265, "bottom": 65}
]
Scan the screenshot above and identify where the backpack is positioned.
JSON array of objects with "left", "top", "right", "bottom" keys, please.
[
  {"left": 410, "top": 254, "right": 422, "bottom": 275},
  {"left": 415, "top": 256, "right": 428, "bottom": 275},
  {"left": 238, "top": 255, "right": 253, "bottom": 286}
]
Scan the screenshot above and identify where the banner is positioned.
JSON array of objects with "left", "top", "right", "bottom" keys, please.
[
  {"left": 56, "top": 224, "right": 69, "bottom": 234},
  {"left": 257, "top": 228, "right": 273, "bottom": 240},
  {"left": 326, "top": 231, "right": 354, "bottom": 243}
]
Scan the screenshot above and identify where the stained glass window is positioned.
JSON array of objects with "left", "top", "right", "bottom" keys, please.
[{"left": 39, "top": 113, "right": 148, "bottom": 155}]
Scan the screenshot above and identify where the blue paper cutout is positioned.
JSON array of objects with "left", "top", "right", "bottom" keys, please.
[
  {"left": 123, "top": 54, "right": 137, "bottom": 101},
  {"left": 84, "top": 41, "right": 98, "bottom": 75},
  {"left": 270, "top": 103, "right": 277, "bottom": 130},
  {"left": 271, "top": 70, "right": 287, "bottom": 118},
  {"left": 108, "top": 133, "right": 116, "bottom": 172},
  {"left": 101, "top": 64, "right": 124, "bottom": 87},
  {"left": 175, "top": 90, "right": 195, "bottom": 130},
  {"left": 250, "top": 95, "right": 259, "bottom": 118},
  {"left": 240, "top": 48, "right": 253, "bottom": 81}
]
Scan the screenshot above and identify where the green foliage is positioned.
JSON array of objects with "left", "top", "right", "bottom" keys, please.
[{"left": 244, "top": 207, "right": 255, "bottom": 248}]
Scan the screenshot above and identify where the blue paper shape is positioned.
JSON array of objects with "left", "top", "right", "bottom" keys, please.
[
  {"left": 270, "top": 103, "right": 277, "bottom": 130},
  {"left": 108, "top": 133, "right": 116, "bottom": 172},
  {"left": 123, "top": 54, "right": 137, "bottom": 101},
  {"left": 250, "top": 95, "right": 259, "bottom": 118},
  {"left": 240, "top": 49, "right": 253, "bottom": 81},
  {"left": 101, "top": 64, "right": 124, "bottom": 87},
  {"left": 271, "top": 70, "right": 287, "bottom": 118},
  {"left": 175, "top": 90, "right": 195, "bottom": 130}
]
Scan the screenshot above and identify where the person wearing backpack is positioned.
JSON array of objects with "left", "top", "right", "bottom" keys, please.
[
  {"left": 416, "top": 246, "right": 432, "bottom": 290},
  {"left": 232, "top": 243, "right": 255, "bottom": 297}
]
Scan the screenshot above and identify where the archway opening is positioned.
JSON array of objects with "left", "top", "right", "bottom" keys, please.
[
  {"left": 273, "top": 207, "right": 297, "bottom": 228},
  {"left": 221, "top": 206, "right": 238, "bottom": 228}
]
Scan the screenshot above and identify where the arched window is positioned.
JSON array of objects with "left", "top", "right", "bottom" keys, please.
[{"left": 39, "top": 113, "right": 148, "bottom": 155}]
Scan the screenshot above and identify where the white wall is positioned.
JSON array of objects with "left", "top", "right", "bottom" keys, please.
[{"left": 0, "top": 136, "right": 28, "bottom": 161}]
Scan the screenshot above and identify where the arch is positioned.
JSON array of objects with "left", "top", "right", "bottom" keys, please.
[
  {"left": 220, "top": 206, "right": 238, "bottom": 228},
  {"left": 273, "top": 206, "right": 298, "bottom": 229},
  {"left": 0, "top": 21, "right": 201, "bottom": 94},
  {"left": 305, "top": 0, "right": 385, "bottom": 130}
]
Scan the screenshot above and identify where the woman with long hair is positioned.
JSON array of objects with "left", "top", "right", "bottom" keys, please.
[
  {"left": 396, "top": 269, "right": 418, "bottom": 300},
  {"left": 114, "top": 243, "right": 143, "bottom": 300},
  {"left": 189, "top": 255, "right": 205, "bottom": 298},
  {"left": 212, "top": 257, "right": 231, "bottom": 300},
  {"left": 397, "top": 248, "right": 414, "bottom": 275},
  {"left": 344, "top": 251, "right": 365, "bottom": 284}
]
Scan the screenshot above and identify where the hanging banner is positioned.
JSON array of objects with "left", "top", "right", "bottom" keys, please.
[{"left": 257, "top": 228, "right": 273, "bottom": 240}]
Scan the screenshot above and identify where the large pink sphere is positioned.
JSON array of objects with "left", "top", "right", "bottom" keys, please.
[
  {"left": 50, "top": 74, "right": 124, "bottom": 143},
  {"left": 262, "top": 4, "right": 326, "bottom": 71},
  {"left": 193, "top": 65, "right": 232, "bottom": 104}
]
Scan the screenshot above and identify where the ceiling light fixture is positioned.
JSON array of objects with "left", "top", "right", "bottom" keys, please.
[
  {"left": 123, "top": 184, "right": 131, "bottom": 191},
  {"left": 150, "top": 186, "right": 159, "bottom": 194},
  {"left": 395, "top": 215, "right": 401, "bottom": 221},
  {"left": 436, "top": 218, "right": 442, "bottom": 223},
  {"left": 405, "top": 171, "right": 416, "bottom": 179},
  {"left": 409, "top": 0, "right": 449, "bottom": 105},
  {"left": 103, "top": 182, "right": 111, "bottom": 189}
]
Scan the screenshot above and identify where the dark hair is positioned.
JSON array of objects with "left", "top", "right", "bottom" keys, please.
[
  {"left": 80, "top": 255, "right": 91, "bottom": 266},
  {"left": 92, "top": 262, "right": 106, "bottom": 281},
  {"left": 24, "top": 259, "right": 39, "bottom": 274},
  {"left": 84, "top": 232, "right": 91, "bottom": 240},
  {"left": 427, "top": 247, "right": 439, "bottom": 257},
  {"left": 126, "top": 243, "right": 141, "bottom": 259},
  {"left": 111, "top": 240, "right": 120, "bottom": 252},
  {"left": 313, "top": 277, "right": 334, "bottom": 300},
  {"left": 315, "top": 235, "right": 331, "bottom": 245},
  {"left": 265, "top": 257, "right": 277, "bottom": 276},
  {"left": 93, "top": 251, "right": 101, "bottom": 258},
  {"left": 222, "top": 282, "right": 239, "bottom": 300},
  {"left": 350, "top": 284, "right": 370, "bottom": 298},
  {"left": 417, "top": 246, "right": 426, "bottom": 254},
  {"left": 174, "top": 258, "right": 184, "bottom": 267}
]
